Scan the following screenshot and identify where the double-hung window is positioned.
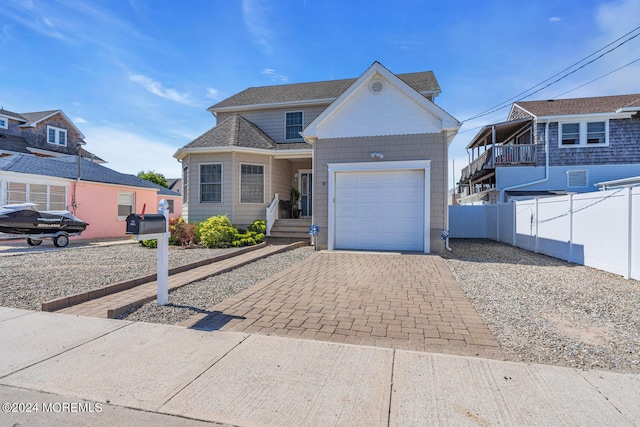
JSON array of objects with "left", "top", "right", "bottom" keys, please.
[
  {"left": 240, "top": 164, "right": 264, "bottom": 204},
  {"left": 117, "top": 191, "right": 135, "bottom": 220},
  {"left": 285, "top": 111, "right": 303, "bottom": 141},
  {"left": 0, "top": 116, "right": 7, "bottom": 129},
  {"left": 559, "top": 121, "right": 608, "bottom": 147},
  {"left": 47, "top": 125, "right": 67, "bottom": 146},
  {"left": 200, "top": 163, "right": 222, "bottom": 203}
]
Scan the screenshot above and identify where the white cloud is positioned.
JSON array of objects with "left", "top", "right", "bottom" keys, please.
[
  {"left": 206, "top": 87, "right": 222, "bottom": 100},
  {"left": 242, "top": 0, "right": 275, "bottom": 54},
  {"left": 262, "top": 68, "right": 289, "bottom": 83},
  {"left": 549, "top": 17, "right": 561, "bottom": 22},
  {"left": 73, "top": 117, "right": 87, "bottom": 124},
  {"left": 85, "top": 126, "right": 182, "bottom": 178},
  {"left": 129, "top": 73, "right": 196, "bottom": 106}
]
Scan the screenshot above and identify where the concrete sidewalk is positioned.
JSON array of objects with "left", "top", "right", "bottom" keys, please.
[{"left": 1, "top": 308, "right": 638, "bottom": 426}]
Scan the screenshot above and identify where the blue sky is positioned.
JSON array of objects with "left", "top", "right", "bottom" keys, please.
[{"left": 1, "top": 0, "right": 639, "bottom": 188}]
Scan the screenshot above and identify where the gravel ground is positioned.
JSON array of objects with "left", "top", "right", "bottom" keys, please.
[
  {"left": 119, "top": 246, "right": 315, "bottom": 324},
  {"left": 2, "top": 238, "right": 638, "bottom": 374},
  {"left": 0, "top": 242, "right": 242, "bottom": 310},
  {"left": 444, "top": 239, "right": 640, "bottom": 374}
]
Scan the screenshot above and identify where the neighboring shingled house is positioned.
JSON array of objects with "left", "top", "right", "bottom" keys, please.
[
  {"left": 0, "top": 108, "right": 104, "bottom": 162},
  {"left": 175, "top": 62, "right": 460, "bottom": 253},
  {"left": 0, "top": 154, "right": 181, "bottom": 239},
  {"left": 458, "top": 94, "right": 640, "bottom": 204}
]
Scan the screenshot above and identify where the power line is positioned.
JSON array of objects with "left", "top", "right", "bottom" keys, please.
[
  {"left": 552, "top": 57, "right": 640, "bottom": 98},
  {"left": 462, "top": 26, "right": 640, "bottom": 123}
]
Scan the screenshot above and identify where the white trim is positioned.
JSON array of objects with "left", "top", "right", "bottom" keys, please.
[
  {"left": 558, "top": 120, "right": 609, "bottom": 148},
  {"left": 117, "top": 190, "right": 135, "bottom": 221},
  {"left": 198, "top": 162, "right": 223, "bottom": 204},
  {"left": 298, "top": 168, "right": 312, "bottom": 217},
  {"left": 209, "top": 98, "right": 335, "bottom": 115},
  {"left": 0, "top": 115, "right": 7, "bottom": 129},
  {"left": 302, "top": 63, "right": 460, "bottom": 142},
  {"left": 174, "top": 145, "right": 313, "bottom": 161},
  {"left": 46, "top": 125, "right": 67, "bottom": 146},
  {"left": 284, "top": 110, "right": 304, "bottom": 141},
  {"left": 239, "top": 162, "right": 265, "bottom": 204},
  {"left": 19, "top": 110, "right": 86, "bottom": 139},
  {"left": 273, "top": 149, "right": 313, "bottom": 159},
  {"left": 26, "top": 147, "right": 69, "bottom": 157},
  {"left": 175, "top": 145, "right": 274, "bottom": 160},
  {"left": 327, "top": 160, "right": 431, "bottom": 253}
]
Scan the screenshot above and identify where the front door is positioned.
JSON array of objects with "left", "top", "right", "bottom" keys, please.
[{"left": 299, "top": 170, "right": 312, "bottom": 217}]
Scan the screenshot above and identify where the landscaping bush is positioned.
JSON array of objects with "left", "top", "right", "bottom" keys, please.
[
  {"left": 169, "top": 217, "right": 199, "bottom": 247},
  {"left": 140, "top": 239, "right": 157, "bottom": 248},
  {"left": 199, "top": 215, "right": 238, "bottom": 248},
  {"left": 199, "top": 216, "right": 266, "bottom": 249}
]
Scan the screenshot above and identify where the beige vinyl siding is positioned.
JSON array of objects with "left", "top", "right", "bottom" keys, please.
[
  {"left": 272, "top": 159, "right": 293, "bottom": 200},
  {"left": 233, "top": 152, "right": 272, "bottom": 226},
  {"left": 217, "top": 105, "right": 328, "bottom": 143},
  {"left": 314, "top": 133, "right": 447, "bottom": 253},
  {"left": 187, "top": 153, "right": 234, "bottom": 223}
]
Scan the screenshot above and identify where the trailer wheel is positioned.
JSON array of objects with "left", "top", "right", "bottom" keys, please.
[
  {"left": 53, "top": 234, "right": 69, "bottom": 248},
  {"left": 27, "top": 238, "right": 43, "bottom": 246}
]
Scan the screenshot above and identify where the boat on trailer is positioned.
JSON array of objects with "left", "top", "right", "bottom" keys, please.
[{"left": 0, "top": 203, "right": 89, "bottom": 247}]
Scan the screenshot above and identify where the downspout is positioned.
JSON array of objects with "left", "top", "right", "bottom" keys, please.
[{"left": 500, "top": 119, "right": 550, "bottom": 203}]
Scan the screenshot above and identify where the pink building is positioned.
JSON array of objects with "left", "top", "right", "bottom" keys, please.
[{"left": 0, "top": 154, "right": 181, "bottom": 240}]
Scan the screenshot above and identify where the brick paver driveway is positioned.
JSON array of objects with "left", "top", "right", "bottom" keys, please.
[{"left": 187, "top": 251, "right": 505, "bottom": 359}]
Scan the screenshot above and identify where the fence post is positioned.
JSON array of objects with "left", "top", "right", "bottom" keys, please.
[
  {"left": 534, "top": 198, "right": 539, "bottom": 253},
  {"left": 626, "top": 186, "right": 632, "bottom": 280},
  {"left": 568, "top": 194, "right": 573, "bottom": 263},
  {"left": 497, "top": 203, "right": 501, "bottom": 242},
  {"left": 512, "top": 202, "right": 516, "bottom": 247}
]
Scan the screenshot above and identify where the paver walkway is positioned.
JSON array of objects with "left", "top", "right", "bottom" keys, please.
[
  {"left": 184, "top": 251, "right": 506, "bottom": 360},
  {"left": 57, "top": 244, "right": 295, "bottom": 318}
]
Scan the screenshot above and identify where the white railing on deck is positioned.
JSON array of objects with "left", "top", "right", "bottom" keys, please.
[{"left": 265, "top": 193, "right": 279, "bottom": 236}]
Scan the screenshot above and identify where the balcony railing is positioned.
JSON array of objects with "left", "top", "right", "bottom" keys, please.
[{"left": 460, "top": 144, "right": 536, "bottom": 183}]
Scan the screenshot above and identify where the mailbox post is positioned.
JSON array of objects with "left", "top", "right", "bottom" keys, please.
[
  {"left": 156, "top": 200, "right": 169, "bottom": 305},
  {"left": 125, "top": 200, "right": 170, "bottom": 305}
]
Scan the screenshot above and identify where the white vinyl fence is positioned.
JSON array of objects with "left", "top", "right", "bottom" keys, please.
[{"left": 449, "top": 186, "right": 639, "bottom": 280}]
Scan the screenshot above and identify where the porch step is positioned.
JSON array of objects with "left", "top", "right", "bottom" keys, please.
[{"left": 269, "top": 219, "right": 312, "bottom": 240}]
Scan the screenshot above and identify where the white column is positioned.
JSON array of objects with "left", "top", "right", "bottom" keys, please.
[{"left": 157, "top": 199, "right": 169, "bottom": 305}]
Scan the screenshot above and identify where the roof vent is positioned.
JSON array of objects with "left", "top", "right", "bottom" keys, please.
[{"left": 370, "top": 79, "right": 384, "bottom": 94}]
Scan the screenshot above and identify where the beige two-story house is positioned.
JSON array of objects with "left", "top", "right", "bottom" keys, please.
[{"left": 175, "top": 62, "right": 460, "bottom": 253}]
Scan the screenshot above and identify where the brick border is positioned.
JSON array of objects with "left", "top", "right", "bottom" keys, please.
[
  {"left": 41, "top": 243, "right": 271, "bottom": 312},
  {"left": 105, "top": 241, "right": 309, "bottom": 319}
]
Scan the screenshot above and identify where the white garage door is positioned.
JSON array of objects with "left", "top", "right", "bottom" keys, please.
[{"left": 334, "top": 169, "right": 425, "bottom": 251}]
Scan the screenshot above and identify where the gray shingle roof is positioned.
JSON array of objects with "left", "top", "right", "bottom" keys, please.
[
  {"left": 0, "top": 134, "right": 31, "bottom": 154},
  {"left": 210, "top": 71, "right": 441, "bottom": 110},
  {"left": 0, "top": 154, "right": 179, "bottom": 196},
  {"left": 19, "top": 110, "right": 60, "bottom": 126},
  {"left": 182, "top": 114, "right": 276, "bottom": 150},
  {"left": 0, "top": 109, "right": 26, "bottom": 121},
  {"left": 514, "top": 94, "right": 640, "bottom": 117}
]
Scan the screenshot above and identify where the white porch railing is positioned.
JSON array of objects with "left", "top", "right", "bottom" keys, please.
[{"left": 265, "top": 193, "right": 279, "bottom": 236}]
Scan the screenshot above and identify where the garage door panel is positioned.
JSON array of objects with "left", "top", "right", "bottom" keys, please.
[{"left": 334, "top": 169, "right": 425, "bottom": 252}]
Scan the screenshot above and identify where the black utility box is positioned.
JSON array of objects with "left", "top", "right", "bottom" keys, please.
[{"left": 125, "top": 214, "right": 166, "bottom": 235}]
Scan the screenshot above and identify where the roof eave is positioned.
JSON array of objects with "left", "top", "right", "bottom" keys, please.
[
  {"left": 209, "top": 98, "right": 335, "bottom": 114},
  {"left": 174, "top": 146, "right": 275, "bottom": 160}
]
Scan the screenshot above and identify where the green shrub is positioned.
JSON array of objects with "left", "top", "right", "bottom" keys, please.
[
  {"left": 199, "top": 215, "right": 238, "bottom": 248},
  {"left": 140, "top": 239, "right": 158, "bottom": 248},
  {"left": 248, "top": 219, "right": 266, "bottom": 234}
]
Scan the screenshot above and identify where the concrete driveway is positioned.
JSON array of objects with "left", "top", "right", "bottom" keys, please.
[{"left": 184, "top": 251, "right": 505, "bottom": 360}]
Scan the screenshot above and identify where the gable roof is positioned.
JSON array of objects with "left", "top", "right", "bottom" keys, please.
[
  {"left": 0, "top": 133, "right": 105, "bottom": 163},
  {"left": 175, "top": 114, "right": 279, "bottom": 159},
  {"left": 0, "top": 109, "right": 26, "bottom": 121},
  {"left": 209, "top": 69, "right": 441, "bottom": 112},
  {"left": 0, "top": 154, "right": 179, "bottom": 196},
  {"left": 513, "top": 94, "right": 640, "bottom": 118},
  {"left": 302, "top": 62, "right": 460, "bottom": 143}
]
